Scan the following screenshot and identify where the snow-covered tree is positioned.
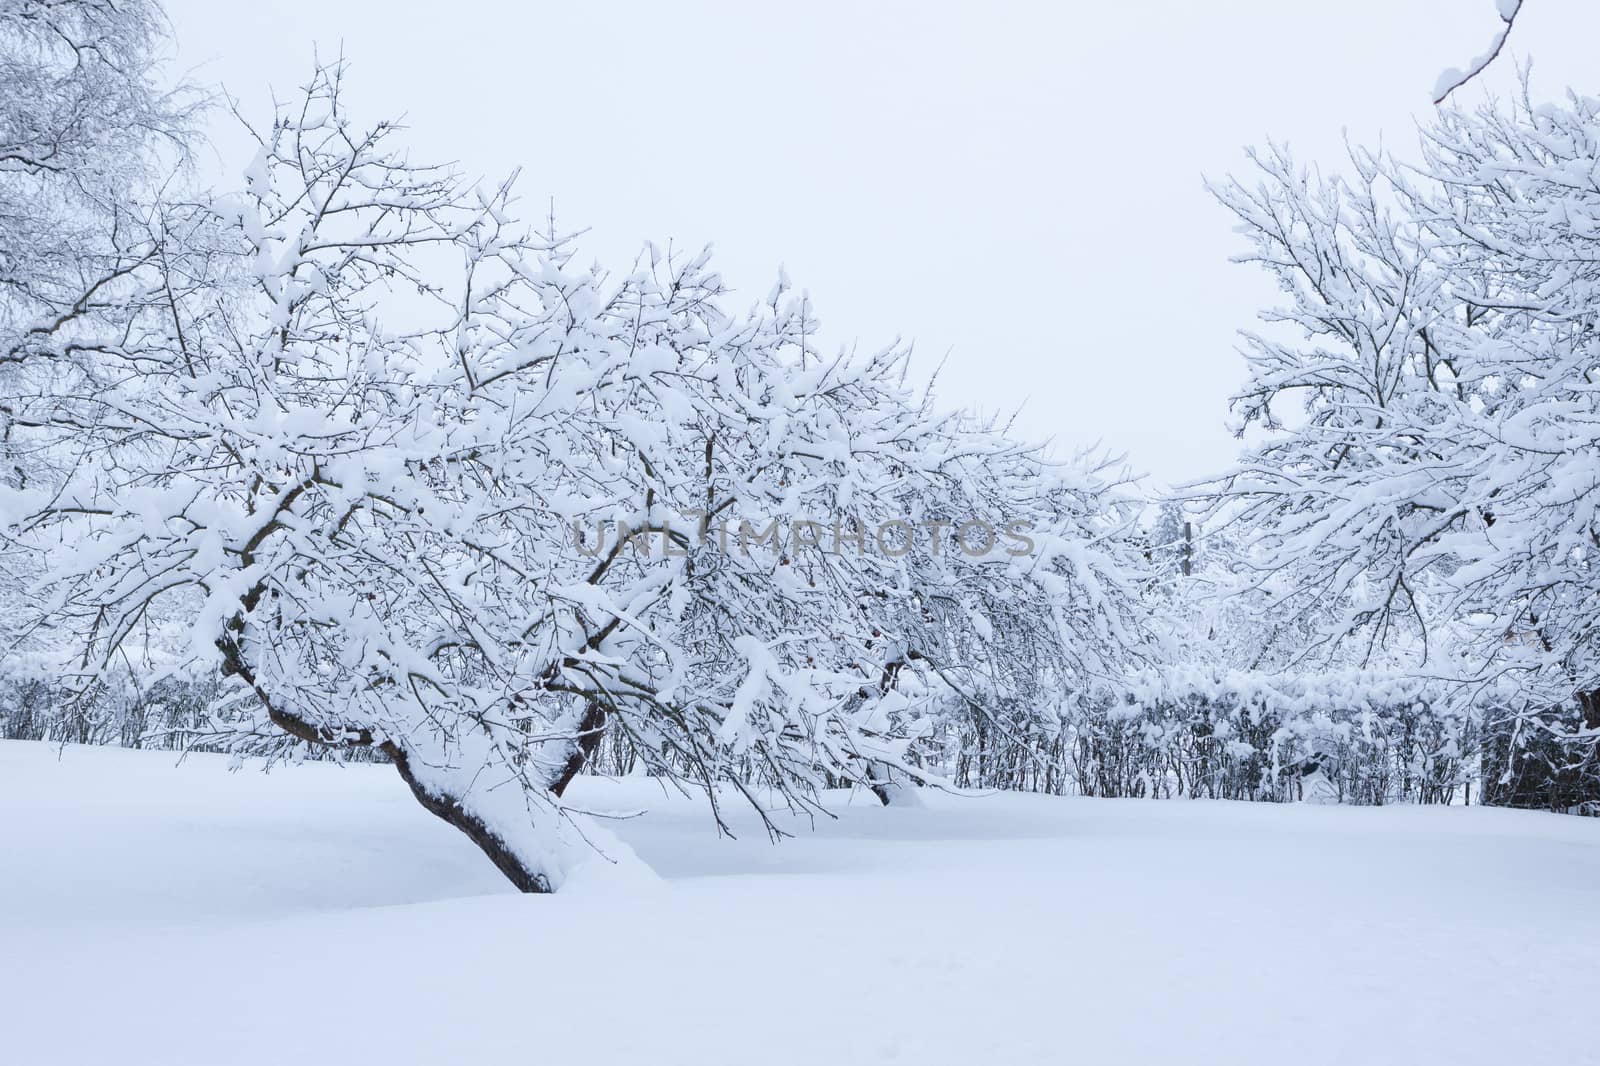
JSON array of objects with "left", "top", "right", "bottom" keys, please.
[
  {"left": 1206, "top": 84, "right": 1600, "bottom": 773},
  {"left": 1148, "top": 499, "right": 1202, "bottom": 580},
  {"left": 1, "top": 0, "right": 192, "bottom": 402},
  {"left": 2, "top": 63, "right": 1151, "bottom": 889},
  {"left": 1, "top": 0, "right": 194, "bottom": 674}
]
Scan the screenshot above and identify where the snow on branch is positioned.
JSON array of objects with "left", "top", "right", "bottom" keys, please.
[{"left": 1433, "top": 0, "right": 1523, "bottom": 104}]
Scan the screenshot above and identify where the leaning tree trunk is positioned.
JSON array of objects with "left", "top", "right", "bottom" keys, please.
[
  {"left": 221, "top": 641, "right": 601, "bottom": 893},
  {"left": 380, "top": 730, "right": 651, "bottom": 894},
  {"left": 384, "top": 742, "right": 554, "bottom": 893}
]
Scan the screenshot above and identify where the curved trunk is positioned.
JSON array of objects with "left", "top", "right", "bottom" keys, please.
[
  {"left": 385, "top": 742, "right": 553, "bottom": 893},
  {"left": 222, "top": 641, "right": 563, "bottom": 893}
]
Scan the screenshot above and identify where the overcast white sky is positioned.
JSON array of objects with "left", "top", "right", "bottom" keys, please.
[{"left": 162, "top": 0, "right": 1600, "bottom": 488}]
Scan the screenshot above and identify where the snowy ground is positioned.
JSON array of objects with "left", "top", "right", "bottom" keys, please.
[{"left": 3, "top": 741, "right": 1597, "bottom": 1066}]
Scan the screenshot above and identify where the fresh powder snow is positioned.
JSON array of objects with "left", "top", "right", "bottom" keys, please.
[{"left": 3, "top": 741, "right": 1595, "bottom": 1066}]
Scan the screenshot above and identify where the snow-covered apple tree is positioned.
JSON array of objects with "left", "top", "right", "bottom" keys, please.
[{"left": 1, "top": 62, "right": 1152, "bottom": 889}]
